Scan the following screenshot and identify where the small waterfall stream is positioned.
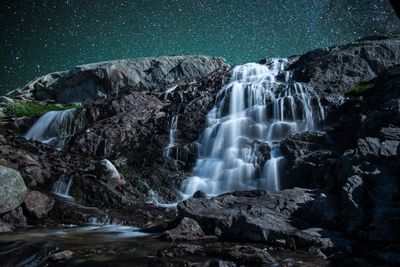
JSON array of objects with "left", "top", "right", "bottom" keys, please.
[
  {"left": 164, "top": 115, "right": 179, "bottom": 161},
  {"left": 25, "top": 108, "right": 77, "bottom": 149},
  {"left": 52, "top": 176, "right": 74, "bottom": 200},
  {"left": 182, "top": 60, "right": 325, "bottom": 197}
]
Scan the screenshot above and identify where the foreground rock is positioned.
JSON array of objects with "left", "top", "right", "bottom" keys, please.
[
  {"left": 177, "top": 189, "right": 317, "bottom": 245},
  {"left": 0, "top": 166, "right": 28, "bottom": 214},
  {"left": 24, "top": 191, "right": 55, "bottom": 219},
  {"left": 160, "top": 217, "right": 210, "bottom": 241}
]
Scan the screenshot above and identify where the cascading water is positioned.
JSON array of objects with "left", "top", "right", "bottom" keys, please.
[
  {"left": 52, "top": 176, "right": 74, "bottom": 200},
  {"left": 164, "top": 115, "right": 179, "bottom": 161},
  {"left": 182, "top": 60, "right": 325, "bottom": 197},
  {"left": 25, "top": 108, "right": 78, "bottom": 150}
]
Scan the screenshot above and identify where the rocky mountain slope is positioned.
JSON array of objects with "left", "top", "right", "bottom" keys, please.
[{"left": 0, "top": 36, "right": 399, "bottom": 266}]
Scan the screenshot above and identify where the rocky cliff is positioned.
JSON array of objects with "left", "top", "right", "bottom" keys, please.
[{"left": 0, "top": 37, "right": 399, "bottom": 266}]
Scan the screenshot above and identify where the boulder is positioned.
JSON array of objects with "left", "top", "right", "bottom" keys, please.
[
  {"left": 193, "top": 190, "right": 207, "bottom": 198},
  {"left": 0, "top": 165, "right": 28, "bottom": 214},
  {"left": 160, "top": 217, "right": 209, "bottom": 241},
  {"left": 7, "top": 56, "right": 227, "bottom": 104},
  {"left": 24, "top": 191, "right": 55, "bottom": 219},
  {"left": 95, "top": 159, "right": 126, "bottom": 189},
  {"left": 51, "top": 250, "right": 73, "bottom": 262}
]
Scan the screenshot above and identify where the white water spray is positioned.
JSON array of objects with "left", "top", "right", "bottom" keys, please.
[
  {"left": 52, "top": 176, "right": 74, "bottom": 200},
  {"left": 182, "top": 60, "right": 325, "bottom": 197}
]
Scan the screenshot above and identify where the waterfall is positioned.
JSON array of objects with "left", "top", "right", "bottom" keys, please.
[
  {"left": 182, "top": 60, "right": 325, "bottom": 197},
  {"left": 164, "top": 85, "right": 178, "bottom": 100},
  {"left": 164, "top": 115, "right": 179, "bottom": 161},
  {"left": 24, "top": 108, "right": 78, "bottom": 150},
  {"left": 52, "top": 176, "right": 74, "bottom": 200}
]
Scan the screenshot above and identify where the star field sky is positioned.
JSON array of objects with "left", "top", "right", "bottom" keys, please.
[{"left": 1, "top": 0, "right": 399, "bottom": 95}]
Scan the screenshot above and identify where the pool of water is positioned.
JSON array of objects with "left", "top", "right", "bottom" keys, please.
[{"left": 0, "top": 225, "right": 328, "bottom": 267}]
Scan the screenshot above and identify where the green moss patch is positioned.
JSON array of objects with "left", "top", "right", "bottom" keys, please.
[
  {"left": 5, "top": 102, "right": 78, "bottom": 117},
  {"left": 346, "top": 81, "right": 376, "bottom": 95}
]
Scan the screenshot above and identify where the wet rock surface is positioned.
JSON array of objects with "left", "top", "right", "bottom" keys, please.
[{"left": 0, "top": 37, "right": 399, "bottom": 266}]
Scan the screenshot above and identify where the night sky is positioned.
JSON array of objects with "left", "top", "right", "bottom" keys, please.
[{"left": 1, "top": 0, "right": 399, "bottom": 95}]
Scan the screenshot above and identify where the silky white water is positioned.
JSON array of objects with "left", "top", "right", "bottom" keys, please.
[
  {"left": 182, "top": 60, "right": 325, "bottom": 197},
  {"left": 25, "top": 108, "right": 77, "bottom": 149},
  {"left": 52, "top": 176, "right": 74, "bottom": 200},
  {"left": 164, "top": 115, "right": 179, "bottom": 161}
]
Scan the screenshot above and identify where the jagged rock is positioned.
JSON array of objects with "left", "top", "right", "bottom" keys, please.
[
  {"left": 280, "top": 131, "right": 328, "bottom": 162},
  {"left": 0, "top": 207, "right": 27, "bottom": 228},
  {"left": 7, "top": 56, "right": 227, "bottom": 104},
  {"left": 380, "top": 140, "right": 400, "bottom": 157},
  {"left": 280, "top": 131, "right": 335, "bottom": 188},
  {"left": 356, "top": 137, "right": 399, "bottom": 159},
  {"left": 221, "top": 245, "right": 276, "bottom": 265},
  {"left": 71, "top": 92, "right": 167, "bottom": 159},
  {"left": 288, "top": 36, "right": 400, "bottom": 93},
  {"left": 341, "top": 175, "right": 365, "bottom": 232},
  {"left": 294, "top": 228, "right": 352, "bottom": 254},
  {"left": 379, "top": 126, "right": 400, "bottom": 141},
  {"left": 95, "top": 159, "right": 126, "bottom": 189},
  {"left": 24, "top": 191, "right": 55, "bottom": 219},
  {"left": 0, "top": 165, "right": 28, "bottom": 214},
  {"left": 160, "top": 217, "right": 209, "bottom": 241},
  {"left": 356, "top": 137, "right": 381, "bottom": 158},
  {"left": 177, "top": 189, "right": 316, "bottom": 243}
]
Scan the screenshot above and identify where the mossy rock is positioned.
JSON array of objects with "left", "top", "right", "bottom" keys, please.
[
  {"left": 4, "top": 101, "right": 80, "bottom": 117},
  {"left": 0, "top": 165, "right": 28, "bottom": 214}
]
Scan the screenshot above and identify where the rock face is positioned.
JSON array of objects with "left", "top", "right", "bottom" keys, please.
[
  {"left": 7, "top": 56, "right": 227, "bottom": 104},
  {"left": 0, "top": 166, "right": 28, "bottom": 214},
  {"left": 288, "top": 36, "right": 400, "bottom": 93}
]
